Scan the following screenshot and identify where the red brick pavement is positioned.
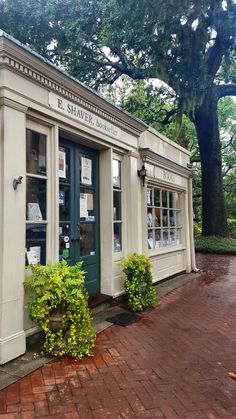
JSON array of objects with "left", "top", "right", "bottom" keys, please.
[{"left": 1, "top": 253, "right": 236, "bottom": 419}]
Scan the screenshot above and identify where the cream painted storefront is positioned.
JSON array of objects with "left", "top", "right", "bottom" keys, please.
[{"left": 0, "top": 31, "right": 196, "bottom": 364}]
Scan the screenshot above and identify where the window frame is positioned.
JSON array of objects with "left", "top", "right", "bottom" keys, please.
[
  {"left": 112, "top": 154, "right": 123, "bottom": 257},
  {"left": 25, "top": 122, "right": 52, "bottom": 266},
  {"left": 146, "top": 185, "right": 183, "bottom": 254}
]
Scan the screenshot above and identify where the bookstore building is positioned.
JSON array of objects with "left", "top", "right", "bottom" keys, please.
[{"left": 0, "top": 31, "right": 197, "bottom": 363}]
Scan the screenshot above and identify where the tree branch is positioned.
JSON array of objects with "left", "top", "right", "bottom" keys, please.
[
  {"left": 216, "top": 83, "right": 236, "bottom": 99},
  {"left": 224, "top": 181, "right": 236, "bottom": 191},
  {"left": 205, "top": 4, "right": 236, "bottom": 77},
  {"left": 223, "top": 165, "right": 235, "bottom": 177},
  {"left": 221, "top": 133, "right": 236, "bottom": 151},
  {"left": 205, "top": 37, "right": 225, "bottom": 78},
  {"left": 191, "top": 157, "right": 201, "bottom": 164},
  {"left": 162, "top": 109, "right": 177, "bottom": 125}
]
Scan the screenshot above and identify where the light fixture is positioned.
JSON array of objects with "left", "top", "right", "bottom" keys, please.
[
  {"left": 13, "top": 176, "right": 23, "bottom": 190},
  {"left": 137, "top": 164, "right": 147, "bottom": 187}
]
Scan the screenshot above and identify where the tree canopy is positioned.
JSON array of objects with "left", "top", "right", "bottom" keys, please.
[
  {"left": 1, "top": 0, "right": 236, "bottom": 236},
  {"left": 2, "top": 1, "right": 236, "bottom": 99},
  {"left": 111, "top": 80, "right": 236, "bottom": 222}
]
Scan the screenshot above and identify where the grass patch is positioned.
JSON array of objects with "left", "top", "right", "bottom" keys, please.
[{"left": 195, "top": 235, "right": 236, "bottom": 255}]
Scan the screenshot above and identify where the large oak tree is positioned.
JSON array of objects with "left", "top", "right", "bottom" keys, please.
[{"left": 1, "top": 0, "right": 236, "bottom": 236}]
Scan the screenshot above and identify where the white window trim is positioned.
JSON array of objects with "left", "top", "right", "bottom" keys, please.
[
  {"left": 112, "top": 152, "right": 125, "bottom": 261},
  {"left": 26, "top": 119, "right": 54, "bottom": 264},
  {"left": 146, "top": 184, "right": 184, "bottom": 255}
]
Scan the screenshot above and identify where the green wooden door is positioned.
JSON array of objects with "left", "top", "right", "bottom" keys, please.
[{"left": 59, "top": 138, "right": 100, "bottom": 295}]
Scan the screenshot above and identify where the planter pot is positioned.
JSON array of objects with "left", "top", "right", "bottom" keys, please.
[
  {"left": 48, "top": 305, "right": 70, "bottom": 332},
  {"left": 48, "top": 314, "right": 65, "bottom": 332}
]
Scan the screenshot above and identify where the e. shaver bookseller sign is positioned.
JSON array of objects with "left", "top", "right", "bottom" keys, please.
[{"left": 49, "top": 92, "right": 121, "bottom": 140}]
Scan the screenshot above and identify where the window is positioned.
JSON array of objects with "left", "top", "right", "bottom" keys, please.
[
  {"left": 147, "top": 186, "right": 181, "bottom": 250},
  {"left": 25, "top": 129, "right": 47, "bottom": 265},
  {"left": 113, "top": 158, "right": 122, "bottom": 252}
]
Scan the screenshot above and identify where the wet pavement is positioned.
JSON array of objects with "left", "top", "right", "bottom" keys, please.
[{"left": 1, "top": 253, "right": 236, "bottom": 418}]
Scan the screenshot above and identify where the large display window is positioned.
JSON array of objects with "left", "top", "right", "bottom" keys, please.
[
  {"left": 147, "top": 186, "right": 182, "bottom": 250},
  {"left": 113, "top": 158, "right": 122, "bottom": 253},
  {"left": 25, "top": 129, "right": 47, "bottom": 265}
]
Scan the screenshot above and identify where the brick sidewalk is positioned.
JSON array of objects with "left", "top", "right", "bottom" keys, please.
[{"left": 1, "top": 253, "right": 236, "bottom": 418}]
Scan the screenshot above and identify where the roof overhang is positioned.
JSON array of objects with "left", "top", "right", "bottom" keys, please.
[{"left": 0, "top": 30, "right": 147, "bottom": 137}]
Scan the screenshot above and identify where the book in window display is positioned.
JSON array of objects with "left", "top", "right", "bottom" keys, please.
[
  {"left": 26, "top": 250, "right": 38, "bottom": 265},
  {"left": 26, "top": 246, "right": 40, "bottom": 265},
  {"left": 155, "top": 230, "right": 161, "bottom": 248},
  {"left": 147, "top": 211, "right": 153, "bottom": 228},
  {"left": 27, "top": 202, "right": 43, "bottom": 221},
  {"left": 113, "top": 159, "right": 121, "bottom": 188},
  {"left": 146, "top": 188, "right": 151, "bottom": 205},
  {"left": 148, "top": 231, "right": 154, "bottom": 249}
]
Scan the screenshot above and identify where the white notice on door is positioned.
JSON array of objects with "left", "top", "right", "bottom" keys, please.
[
  {"left": 59, "top": 150, "right": 66, "bottom": 178},
  {"left": 81, "top": 157, "right": 92, "bottom": 185},
  {"left": 80, "top": 193, "right": 88, "bottom": 218}
]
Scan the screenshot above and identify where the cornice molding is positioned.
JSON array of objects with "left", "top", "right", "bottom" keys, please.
[
  {"left": 0, "top": 96, "right": 28, "bottom": 113},
  {"left": 139, "top": 148, "right": 194, "bottom": 178},
  {"left": 146, "top": 176, "right": 187, "bottom": 192},
  {"left": 0, "top": 35, "right": 147, "bottom": 136},
  {"left": 127, "top": 150, "right": 139, "bottom": 158}
]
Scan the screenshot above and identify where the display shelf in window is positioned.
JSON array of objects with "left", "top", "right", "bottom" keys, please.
[
  {"left": 147, "top": 186, "right": 182, "bottom": 250},
  {"left": 26, "top": 224, "right": 46, "bottom": 265}
]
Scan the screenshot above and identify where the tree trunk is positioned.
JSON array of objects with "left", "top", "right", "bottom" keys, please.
[{"left": 193, "top": 91, "right": 228, "bottom": 237}]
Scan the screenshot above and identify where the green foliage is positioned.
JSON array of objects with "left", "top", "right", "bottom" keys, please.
[
  {"left": 194, "top": 222, "right": 202, "bottom": 237},
  {"left": 119, "top": 80, "right": 196, "bottom": 148},
  {"left": 2, "top": 0, "right": 236, "bottom": 235},
  {"left": 218, "top": 98, "right": 236, "bottom": 219},
  {"left": 195, "top": 236, "right": 236, "bottom": 255},
  {"left": 25, "top": 261, "right": 96, "bottom": 358},
  {"left": 2, "top": 0, "right": 235, "bottom": 102},
  {"left": 121, "top": 253, "right": 156, "bottom": 311},
  {"left": 228, "top": 219, "right": 236, "bottom": 239},
  {"left": 0, "top": 0, "right": 58, "bottom": 57}
]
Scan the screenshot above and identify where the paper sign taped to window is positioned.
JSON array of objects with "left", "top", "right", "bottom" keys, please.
[{"left": 81, "top": 157, "right": 92, "bottom": 185}]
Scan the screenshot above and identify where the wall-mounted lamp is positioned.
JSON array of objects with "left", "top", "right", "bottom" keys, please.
[
  {"left": 13, "top": 176, "right": 23, "bottom": 190},
  {"left": 137, "top": 164, "right": 147, "bottom": 187}
]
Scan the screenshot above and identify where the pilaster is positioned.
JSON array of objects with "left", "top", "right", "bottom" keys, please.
[{"left": 0, "top": 100, "right": 27, "bottom": 363}]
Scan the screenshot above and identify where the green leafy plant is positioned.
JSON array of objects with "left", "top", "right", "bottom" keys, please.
[
  {"left": 194, "top": 221, "right": 202, "bottom": 237},
  {"left": 195, "top": 236, "right": 236, "bottom": 255},
  {"left": 121, "top": 253, "right": 156, "bottom": 311},
  {"left": 25, "top": 260, "right": 96, "bottom": 358},
  {"left": 228, "top": 219, "right": 236, "bottom": 239}
]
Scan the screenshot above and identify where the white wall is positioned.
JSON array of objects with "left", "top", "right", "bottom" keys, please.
[{"left": 0, "top": 103, "right": 26, "bottom": 363}]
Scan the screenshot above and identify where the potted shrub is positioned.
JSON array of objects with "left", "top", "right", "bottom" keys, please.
[
  {"left": 121, "top": 253, "right": 157, "bottom": 311},
  {"left": 25, "top": 260, "right": 96, "bottom": 358}
]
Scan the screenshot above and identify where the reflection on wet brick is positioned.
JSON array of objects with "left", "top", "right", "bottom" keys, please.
[{"left": 1, "top": 254, "right": 236, "bottom": 418}]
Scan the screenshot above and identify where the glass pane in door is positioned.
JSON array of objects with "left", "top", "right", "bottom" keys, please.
[
  {"left": 59, "top": 185, "right": 70, "bottom": 221},
  {"left": 80, "top": 189, "right": 95, "bottom": 221},
  {"left": 80, "top": 223, "right": 95, "bottom": 256}
]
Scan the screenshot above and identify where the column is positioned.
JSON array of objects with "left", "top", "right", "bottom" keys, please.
[
  {"left": 0, "top": 100, "right": 27, "bottom": 364},
  {"left": 125, "top": 151, "right": 142, "bottom": 254},
  {"left": 99, "top": 149, "right": 114, "bottom": 295}
]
